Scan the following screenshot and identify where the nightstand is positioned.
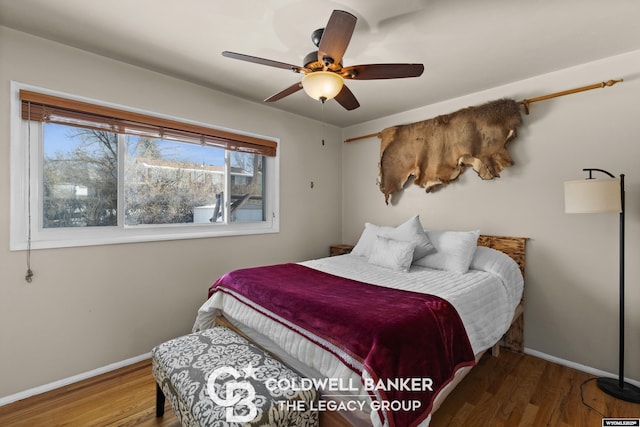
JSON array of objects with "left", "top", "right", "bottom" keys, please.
[{"left": 330, "top": 244, "right": 354, "bottom": 256}]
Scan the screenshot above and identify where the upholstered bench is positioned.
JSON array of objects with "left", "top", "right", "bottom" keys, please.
[{"left": 151, "top": 325, "right": 318, "bottom": 426}]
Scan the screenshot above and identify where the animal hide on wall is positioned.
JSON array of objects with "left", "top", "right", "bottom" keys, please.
[{"left": 378, "top": 99, "right": 522, "bottom": 204}]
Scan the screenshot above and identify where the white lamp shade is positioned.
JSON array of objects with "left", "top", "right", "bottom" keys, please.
[
  {"left": 564, "top": 178, "right": 621, "bottom": 213},
  {"left": 301, "top": 71, "right": 344, "bottom": 101}
]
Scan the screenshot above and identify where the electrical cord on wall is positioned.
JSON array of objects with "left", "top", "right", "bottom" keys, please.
[{"left": 25, "top": 102, "right": 34, "bottom": 283}]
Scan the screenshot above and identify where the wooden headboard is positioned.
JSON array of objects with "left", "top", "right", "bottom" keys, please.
[
  {"left": 477, "top": 235, "right": 527, "bottom": 354},
  {"left": 477, "top": 235, "right": 527, "bottom": 276}
]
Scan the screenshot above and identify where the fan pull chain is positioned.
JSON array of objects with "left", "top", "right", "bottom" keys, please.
[{"left": 321, "top": 101, "right": 326, "bottom": 146}]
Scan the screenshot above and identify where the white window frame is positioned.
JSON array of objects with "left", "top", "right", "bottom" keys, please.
[{"left": 10, "top": 82, "right": 280, "bottom": 251}]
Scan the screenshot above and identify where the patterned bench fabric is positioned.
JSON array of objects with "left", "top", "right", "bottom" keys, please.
[{"left": 152, "top": 326, "right": 318, "bottom": 427}]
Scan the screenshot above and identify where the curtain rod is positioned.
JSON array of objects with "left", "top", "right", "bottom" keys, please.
[{"left": 343, "top": 78, "right": 623, "bottom": 143}]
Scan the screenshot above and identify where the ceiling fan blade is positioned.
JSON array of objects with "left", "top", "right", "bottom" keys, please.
[
  {"left": 318, "top": 10, "right": 357, "bottom": 67},
  {"left": 342, "top": 63, "right": 424, "bottom": 80},
  {"left": 264, "top": 82, "right": 304, "bottom": 102},
  {"left": 334, "top": 84, "right": 360, "bottom": 110},
  {"left": 222, "top": 51, "right": 307, "bottom": 73}
]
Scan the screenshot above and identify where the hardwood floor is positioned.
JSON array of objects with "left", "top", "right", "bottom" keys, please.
[
  {"left": 0, "top": 351, "right": 637, "bottom": 426},
  {"left": 430, "top": 351, "right": 639, "bottom": 426},
  {"left": 0, "top": 360, "right": 179, "bottom": 427}
]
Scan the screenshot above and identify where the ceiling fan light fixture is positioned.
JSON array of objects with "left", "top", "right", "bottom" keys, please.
[
  {"left": 301, "top": 71, "right": 344, "bottom": 102},
  {"left": 222, "top": 10, "right": 422, "bottom": 110}
]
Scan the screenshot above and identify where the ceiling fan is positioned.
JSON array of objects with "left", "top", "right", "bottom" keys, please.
[{"left": 222, "top": 10, "right": 424, "bottom": 110}]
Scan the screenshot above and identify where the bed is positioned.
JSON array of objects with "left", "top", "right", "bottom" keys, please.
[{"left": 193, "top": 232, "right": 526, "bottom": 427}]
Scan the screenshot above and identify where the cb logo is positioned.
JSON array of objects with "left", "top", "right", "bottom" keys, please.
[{"left": 206, "top": 366, "right": 257, "bottom": 422}]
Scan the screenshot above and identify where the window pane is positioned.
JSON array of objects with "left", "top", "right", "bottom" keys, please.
[
  {"left": 124, "top": 137, "right": 225, "bottom": 225},
  {"left": 42, "top": 123, "right": 118, "bottom": 228},
  {"left": 230, "top": 152, "right": 265, "bottom": 223}
]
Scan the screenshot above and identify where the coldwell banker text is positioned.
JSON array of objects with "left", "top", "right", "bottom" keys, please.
[
  {"left": 265, "top": 376, "right": 434, "bottom": 393},
  {"left": 270, "top": 376, "right": 434, "bottom": 414}
]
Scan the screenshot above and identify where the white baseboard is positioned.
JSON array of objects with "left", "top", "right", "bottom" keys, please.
[
  {"left": 524, "top": 347, "right": 640, "bottom": 388},
  {"left": 0, "top": 352, "right": 151, "bottom": 407}
]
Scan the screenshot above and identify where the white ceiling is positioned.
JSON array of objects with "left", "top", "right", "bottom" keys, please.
[{"left": 1, "top": 0, "right": 639, "bottom": 128}]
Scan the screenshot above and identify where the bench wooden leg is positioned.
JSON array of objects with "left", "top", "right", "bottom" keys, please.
[{"left": 156, "top": 383, "right": 165, "bottom": 417}]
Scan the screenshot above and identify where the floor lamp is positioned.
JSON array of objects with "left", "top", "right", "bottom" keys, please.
[{"left": 564, "top": 168, "right": 640, "bottom": 403}]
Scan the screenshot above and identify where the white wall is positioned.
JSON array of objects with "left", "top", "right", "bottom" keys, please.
[
  {"left": 0, "top": 27, "right": 342, "bottom": 398},
  {"left": 342, "top": 50, "right": 640, "bottom": 382}
]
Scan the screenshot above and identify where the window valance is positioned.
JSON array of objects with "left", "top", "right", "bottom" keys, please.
[{"left": 20, "top": 90, "right": 277, "bottom": 157}]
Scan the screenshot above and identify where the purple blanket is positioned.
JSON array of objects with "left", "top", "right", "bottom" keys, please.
[{"left": 208, "top": 263, "right": 475, "bottom": 427}]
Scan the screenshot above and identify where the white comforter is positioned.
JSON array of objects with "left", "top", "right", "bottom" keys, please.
[{"left": 193, "top": 249, "right": 523, "bottom": 426}]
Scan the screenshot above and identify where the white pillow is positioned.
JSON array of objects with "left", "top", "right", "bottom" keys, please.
[
  {"left": 413, "top": 229, "right": 480, "bottom": 273},
  {"left": 351, "top": 222, "right": 395, "bottom": 258},
  {"left": 379, "top": 215, "right": 434, "bottom": 261},
  {"left": 351, "top": 215, "right": 434, "bottom": 261},
  {"left": 368, "top": 236, "right": 415, "bottom": 271}
]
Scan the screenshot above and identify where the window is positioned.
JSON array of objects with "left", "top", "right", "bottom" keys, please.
[{"left": 10, "top": 83, "right": 279, "bottom": 250}]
